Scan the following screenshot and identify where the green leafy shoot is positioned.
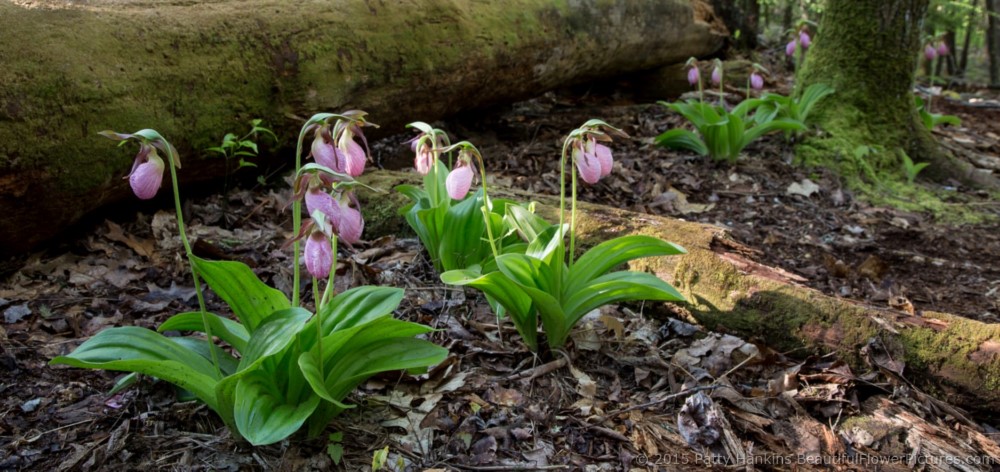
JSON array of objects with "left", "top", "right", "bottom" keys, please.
[
  {"left": 655, "top": 99, "right": 806, "bottom": 163},
  {"left": 756, "top": 83, "right": 834, "bottom": 128},
  {"left": 901, "top": 151, "right": 930, "bottom": 184},
  {"left": 914, "top": 96, "right": 961, "bottom": 131}
]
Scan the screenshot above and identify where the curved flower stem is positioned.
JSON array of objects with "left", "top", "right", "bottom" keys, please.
[
  {"left": 321, "top": 237, "right": 337, "bottom": 307},
  {"left": 291, "top": 125, "right": 310, "bottom": 308},
  {"left": 569, "top": 157, "right": 578, "bottom": 268},
  {"left": 471, "top": 151, "right": 500, "bottom": 260},
  {"left": 558, "top": 139, "right": 572, "bottom": 235},
  {"left": 165, "top": 142, "right": 222, "bottom": 379},
  {"left": 312, "top": 275, "right": 324, "bottom": 376}
]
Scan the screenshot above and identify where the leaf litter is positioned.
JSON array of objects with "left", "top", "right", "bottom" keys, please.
[{"left": 2, "top": 85, "right": 1000, "bottom": 470}]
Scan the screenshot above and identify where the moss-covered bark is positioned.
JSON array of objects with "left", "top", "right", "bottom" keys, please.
[
  {"left": 359, "top": 169, "right": 1000, "bottom": 414},
  {"left": 0, "top": 0, "right": 726, "bottom": 257},
  {"left": 796, "top": 0, "right": 995, "bottom": 188}
]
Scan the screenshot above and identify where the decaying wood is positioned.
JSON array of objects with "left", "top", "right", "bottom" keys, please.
[
  {"left": 0, "top": 0, "right": 727, "bottom": 257},
  {"left": 360, "top": 170, "right": 1000, "bottom": 417}
]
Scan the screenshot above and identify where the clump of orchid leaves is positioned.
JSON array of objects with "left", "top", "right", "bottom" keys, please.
[
  {"left": 50, "top": 113, "right": 447, "bottom": 446},
  {"left": 435, "top": 120, "right": 688, "bottom": 352},
  {"left": 657, "top": 58, "right": 807, "bottom": 163}
]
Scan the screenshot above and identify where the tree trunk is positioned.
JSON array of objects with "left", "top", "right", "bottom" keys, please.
[
  {"left": 796, "top": 0, "right": 997, "bottom": 188},
  {"left": 0, "top": 0, "right": 726, "bottom": 258},
  {"left": 959, "top": 0, "right": 978, "bottom": 76},
  {"left": 989, "top": 0, "right": 1000, "bottom": 85},
  {"left": 708, "top": 0, "right": 758, "bottom": 49},
  {"left": 360, "top": 170, "right": 1000, "bottom": 416}
]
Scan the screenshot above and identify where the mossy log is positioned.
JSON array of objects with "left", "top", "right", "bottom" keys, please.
[
  {"left": 0, "top": 0, "right": 727, "bottom": 257},
  {"left": 360, "top": 169, "right": 1000, "bottom": 415}
]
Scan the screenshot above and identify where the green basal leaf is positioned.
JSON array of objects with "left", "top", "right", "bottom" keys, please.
[
  {"left": 439, "top": 189, "right": 489, "bottom": 271},
  {"left": 563, "top": 271, "right": 685, "bottom": 320},
  {"left": 320, "top": 286, "right": 405, "bottom": 333},
  {"left": 655, "top": 129, "right": 709, "bottom": 156},
  {"left": 441, "top": 268, "right": 537, "bottom": 350},
  {"left": 234, "top": 368, "right": 321, "bottom": 445},
  {"left": 171, "top": 337, "right": 240, "bottom": 376},
  {"left": 238, "top": 308, "right": 312, "bottom": 370},
  {"left": 566, "top": 235, "right": 686, "bottom": 294},
  {"left": 191, "top": 256, "right": 290, "bottom": 333},
  {"left": 158, "top": 311, "right": 250, "bottom": 354},
  {"left": 50, "top": 327, "right": 221, "bottom": 411}
]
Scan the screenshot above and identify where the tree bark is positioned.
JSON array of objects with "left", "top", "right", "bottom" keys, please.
[
  {"left": 360, "top": 170, "right": 1000, "bottom": 416},
  {"left": 959, "top": 0, "right": 978, "bottom": 76},
  {"left": 796, "top": 0, "right": 997, "bottom": 188},
  {"left": 0, "top": 0, "right": 727, "bottom": 258}
]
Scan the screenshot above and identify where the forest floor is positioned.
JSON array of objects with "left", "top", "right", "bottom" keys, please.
[{"left": 2, "top": 77, "right": 1000, "bottom": 471}]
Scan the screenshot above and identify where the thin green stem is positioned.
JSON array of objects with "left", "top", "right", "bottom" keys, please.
[
  {"left": 312, "top": 275, "right": 324, "bottom": 377},
  {"left": 321, "top": 236, "right": 337, "bottom": 307},
  {"left": 291, "top": 125, "right": 310, "bottom": 307},
  {"left": 472, "top": 152, "right": 500, "bottom": 261},
  {"left": 569, "top": 158, "right": 578, "bottom": 267},
  {"left": 558, "top": 139, "right": 572, "bottom": 234},
  {"left": 165, "top": 142, "right": 221, "bottom": 379}
]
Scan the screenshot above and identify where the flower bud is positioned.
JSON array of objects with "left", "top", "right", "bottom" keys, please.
[
  {"left": 785, "top": 40, "right": 797, "bottom": 57},
  {"left": 304, "top": 231, "right": 333, "bottom": 279},
  {"left": 798, "top": 30, "right": 811, "bottom": 49},
  {"left": 445, "top": 162, "right": 474, "bottom": 200},
  {"left": 128, "top": 147, "right": 165, "bottom": 200},
  {"left": 687, "top": 66, "right": 700, "bottom": 87},
  {"left": 925, "top": 44, "right": 938, "bottom": 61},
  {"left": 711, "top": 66, "right": 722, "bottom": 86},
  {"left": 750, "top": 72, "right": 764, "bottom": 90}
]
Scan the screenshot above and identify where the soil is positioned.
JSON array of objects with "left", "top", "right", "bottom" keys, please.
[{"left": 2, "top": 78, "right": 1000, "bottom": 470}]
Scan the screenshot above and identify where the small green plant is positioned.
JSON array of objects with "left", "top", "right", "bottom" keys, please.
[
  {"left": 442, "top": 121, "right": 687, "bottom": 352},
  {"left": 656, "top": 99, "right": 805, "bottom": 163},
  {"left": 327, "top": 432, "right": 344, "bottom": 465},
  {"left": 756, "top": 83, "right": 835, "bottom": 129},
  {"left": 205, "top": 119, "right": 276, "bottom": 171},
  {"left": 51, "top": 117, "right": 447, "bottom": 446},
  {"left": 900, "top": 151, "right": 930, "bottom": 184},
  {"left": 914, "top": 96, "right": 961, "bottom": 131}
]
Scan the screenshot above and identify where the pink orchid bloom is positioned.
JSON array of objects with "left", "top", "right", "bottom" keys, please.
[
  {"left": 687, "top": 66, "right": 700, "bottom": 87},
  {"left": 338, "top": 132, "right": 367, "bottom": 177},
  {"left": 750, "top": 72, "right": 764, "bottom": 90},
  {"left": 338, "top": 202, "right": 364, "bottom": 246},
  {"left": 798, "top": 30, "right": 811, "bottom": 49},
  {"left": 786, "top": 40, "right": 798, "bottom": 57},
  {"left": 304, "top": 230, "right": 333, "bottom": 279},
  {"left": 446, "top": 162, "right": 474, "bottom": 200},
  {"left": 127, "top": 145, "right": 165, "bottom": 200},
  {"left": 311, "top": 133, "right": 345, "bottom": 173},
  {"left": 414, "top": 142, "right": 435, "bottom": 175},
  {"left": 574, "top": 142, "right": 602, "bottom": 185},
  {"left": 591, "top": 140, "right": 613, "bottom": 179},
  {"left": 305, "top": 188, "right": 342, "bottom": 234},
  {"left": 936, "top": 42, "right": 949, "bottom": 56},
  {"left": 710, "top": 66, "right": 722, "bottom": 86},
  {"left": 925, "top": 44, "right": 938, "bottom": 61}
]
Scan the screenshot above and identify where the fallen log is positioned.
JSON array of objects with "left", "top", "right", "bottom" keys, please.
[
  {"left": 0, "top": 0, "right": 726, "bottom": 257},
  {"left": 359, "top": 170, "right": 1000, "bottom": 416}
]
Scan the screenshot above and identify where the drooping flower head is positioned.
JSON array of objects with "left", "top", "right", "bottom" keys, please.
[
  {"left": 307, "top": 111, "right": 375, "bottom": 179},
  {"left": 785, "top": 39, "right": 798, "bottom": 57},
  {"left": 925, "top": 44, "right": 938, "bottom": 61},
  {"left": 335, "top": 123, "right": 369, "bottom": 177},
  {"left": 750, "top": 72, "right": 764, "bottom": 91},
  {"left": 711, "top": 65, "right": 722, "bottom": 86},
  {"left": 798, "top": 29, "right": 811, "bottom": 49},
  {"left": 407, "top": 121, "right": 450, "bottom": 175},
  {"left": 336, "top": 192, "right": 365, "bottom": 246},
  {"left": 304, "top": 229, "right": 333, "bottom": 279},
  {"left": 685, "top": 57, "right": 701, "bottom": 87},
  {"left": 100, "top": 129, "right": 180, "bottom": 201},
  {"left": 446, "top": 152, "right": 475, "bottom": 200},
  {"left": 567, "top": 120, "right": 627, "bottom": 186},
  {"left": 311, "top": 124, "right": 345, "bottom": 173}
]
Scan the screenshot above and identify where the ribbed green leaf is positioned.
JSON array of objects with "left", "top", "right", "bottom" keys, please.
[
  {"left": 157, "top": 311, "right": 249, "bottom": 354},
  {"left": 563, "top": 271, "right": 686, "bottom": 321},
  {"left": 441, "top": 268, "right": 537, "bottom": 350},
  {"left": 190, "top": 257, "right": 290, "bottom": 333},
  {"left": 319, "top": 286, "right": 404, "bottom": 333},
  {"left": 566, "top": 236, "right": 686, "bottom": 294},
  {"left": 234, "top": 369, "right": 321, "bottom": 445},
  {"left": 238, "top": 308, "right": 311, "bottom": 371}
]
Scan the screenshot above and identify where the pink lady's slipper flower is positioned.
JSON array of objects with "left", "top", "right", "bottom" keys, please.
[
  {"left": 589, "top": 139, "right": 613, "bottom": 179},
  {"left": 798, "top": 30, "right": 811, "bottom": 49},
  {"left": 305, "top": 187, "right": 342, "bottom": 234},
  {"left": 338, "top": 129, "right": 367, "bottom": 177},
  {"left": 750, "top": 72, "right": 764, "bottom": 90},
  {"left": 338, "top": 196, "right": 364, "bottom": 246},
  {"left": 710, "top": 66, "right": 722, "bottom": 86},
  {"left": 936, "top": 42, "right": 950, "bottom": 56},
  {"left": 304, "top": 230, "right": 333, "bottom": 279},
  {"left": 925, "top": 44, "right": 938, "bottom": 61},
  {"left": 574, "top": 141, "right": 604, "bottom": 185},
  {"left": 128, "top": 144, "right": 165, "bottom": 200},
  {"left": 446, "top": 161, "right": 474, "bottom": 200},
  {"left": 687, "top": 66, "right": 700, "bottom": 87},
  {"left": 413, "top": 141, "right": 435, "bottom": 175},
  {"left": 311, "top": 127, "right": 345, "bottom": 173},
  {"left": 785, "top": 40, "right": 798, "bottom": 57}
]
